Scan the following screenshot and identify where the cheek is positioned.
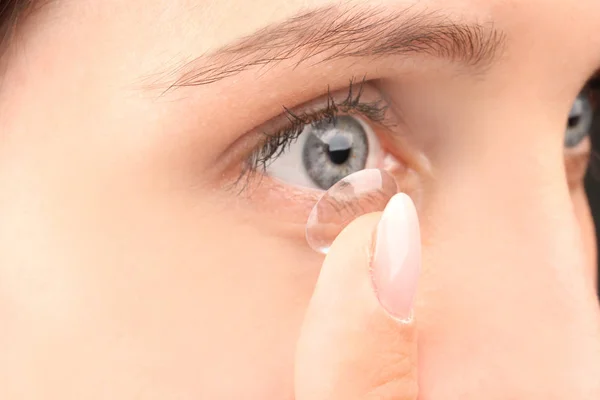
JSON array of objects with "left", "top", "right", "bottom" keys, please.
[
  {"left": 181, "top": 206, "right": 322, "bottom": 398},
  {"left": 0, "top": 159, "right": 321, "bottom": 399}
]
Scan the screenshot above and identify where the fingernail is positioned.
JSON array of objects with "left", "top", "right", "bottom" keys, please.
[{"left": 372, "top": 193, "right": 421, "bottom": 322}]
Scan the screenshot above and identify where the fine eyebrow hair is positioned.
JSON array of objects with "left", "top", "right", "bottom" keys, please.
[{"left": 165, "top": 5, "right": 505, "bottom": 90}]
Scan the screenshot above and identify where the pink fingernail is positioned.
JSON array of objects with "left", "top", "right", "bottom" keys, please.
[{"left": 372, "top": 193, "right": 421, "bottom": 322}]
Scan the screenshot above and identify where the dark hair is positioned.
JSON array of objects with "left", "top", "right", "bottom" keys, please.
[{"left": 0, "top": 0, "right": 32, "bottom": 49}]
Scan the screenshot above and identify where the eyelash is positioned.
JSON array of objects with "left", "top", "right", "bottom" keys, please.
[
  {"left": 233, "top": 74, "right": 600, "bottom": 189},
  {"left": 240, "top": 78, "right": 390, "bottom": 182}
]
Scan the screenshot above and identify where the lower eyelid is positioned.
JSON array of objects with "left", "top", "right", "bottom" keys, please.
[
  {"left": 238, "top": 176, "right": 323, "bottom": 225},
  {"left": 237, "top": 163, "right": 418, "bottom": 222},
  {"left": 565, "top": 136, "right": 592, "bottom": 184},
  {"left": 565, "top": 135, "right": 592, "bottom": 153}
]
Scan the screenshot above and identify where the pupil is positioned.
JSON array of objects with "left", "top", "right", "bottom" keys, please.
[
  {"left": 328, "top": 147, "right": 351, "bottom": 165},
  {"left": 568, "top": 115, "right": 581, "bottom": 128},
  {"left": 326, "top": 135, "right": 352, "bottom": 165}
]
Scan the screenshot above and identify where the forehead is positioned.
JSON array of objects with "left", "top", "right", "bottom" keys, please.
[
  {"left": 18, "top": 0, "right": 600, "bottom": 102},
  {"left": 133, "top": 1, "right": 600, "bottom": 76},
  {"left": 38, "top": 0, "right": 600, "bottom": 55},
  {"left": 176, "top": 0, "right": 600, "bottom": 50}
]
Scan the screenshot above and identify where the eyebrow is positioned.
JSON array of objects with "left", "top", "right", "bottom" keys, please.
[{"left": 164, "top": 5, "right": 505, "bottom": 90}]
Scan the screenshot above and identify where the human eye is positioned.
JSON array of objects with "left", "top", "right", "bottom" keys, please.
[
  {"left": 265, "top": 111, "right": 385, "bottom": 190},
  {"left": 238, "top": 79, "right": 411, "bottom": 194},
  {"left": 564, "top": 82, "right": 596, "bottom": 149},
  {"left": 563, "top": 75, "right": 599, "bottom": 184}
]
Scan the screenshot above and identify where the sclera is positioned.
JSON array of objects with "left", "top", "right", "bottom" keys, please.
[{"left": 305, "top": 169, "right": 398, "bottom": 254}]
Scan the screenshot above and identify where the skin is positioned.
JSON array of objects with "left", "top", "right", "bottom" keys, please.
[{"left": 1, "top": 0, "right": 600, "bottom": 398}]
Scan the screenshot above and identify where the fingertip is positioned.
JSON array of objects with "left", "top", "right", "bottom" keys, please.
[{"left": 372, "top": 193, "right": 421, "bottom": 321}]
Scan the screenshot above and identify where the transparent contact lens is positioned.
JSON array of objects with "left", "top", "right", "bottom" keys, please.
[{"left": 305, "top": 169, "right": 398, "bottom": 254}]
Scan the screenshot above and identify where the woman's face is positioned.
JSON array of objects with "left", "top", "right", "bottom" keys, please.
[{"left": 2, "top": 0, "right": 600, "bottom": 398}]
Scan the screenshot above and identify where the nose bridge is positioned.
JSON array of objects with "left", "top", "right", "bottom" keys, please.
[
  {"left": 418, "top": 123, "right": 600, "bottom": 398},
  {"left": 484, "top": 127, "right": 591, "bottom": 296},
  {"left": 446, "top": 100, "right": 589, "bottom": 283},
  {"left": 429, "top": 151, "right": 594, "bottom": 325}
]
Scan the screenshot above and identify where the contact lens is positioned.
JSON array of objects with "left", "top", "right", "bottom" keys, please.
[{"left": 305, "top": 169, "right": 398, "bottom": 254}]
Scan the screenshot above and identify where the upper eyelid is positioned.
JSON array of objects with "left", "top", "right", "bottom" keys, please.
[{"left": 256, "top": 82, "right": 391, "bottom": 134}]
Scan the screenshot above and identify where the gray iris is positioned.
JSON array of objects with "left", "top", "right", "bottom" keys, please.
[
  {"left": 302, "top": 115, "right": 369, "bottom": 189},
  {"left": 565, "top": 92, "right": 593, "bottom": 148}
]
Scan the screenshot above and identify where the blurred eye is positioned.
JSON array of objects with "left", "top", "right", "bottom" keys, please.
[
  {"left": 564, "top": 91, "right": 593, "bottom": 148},
  {"left": 266, "top": 115, "right": 383, "bottom": 190}
]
